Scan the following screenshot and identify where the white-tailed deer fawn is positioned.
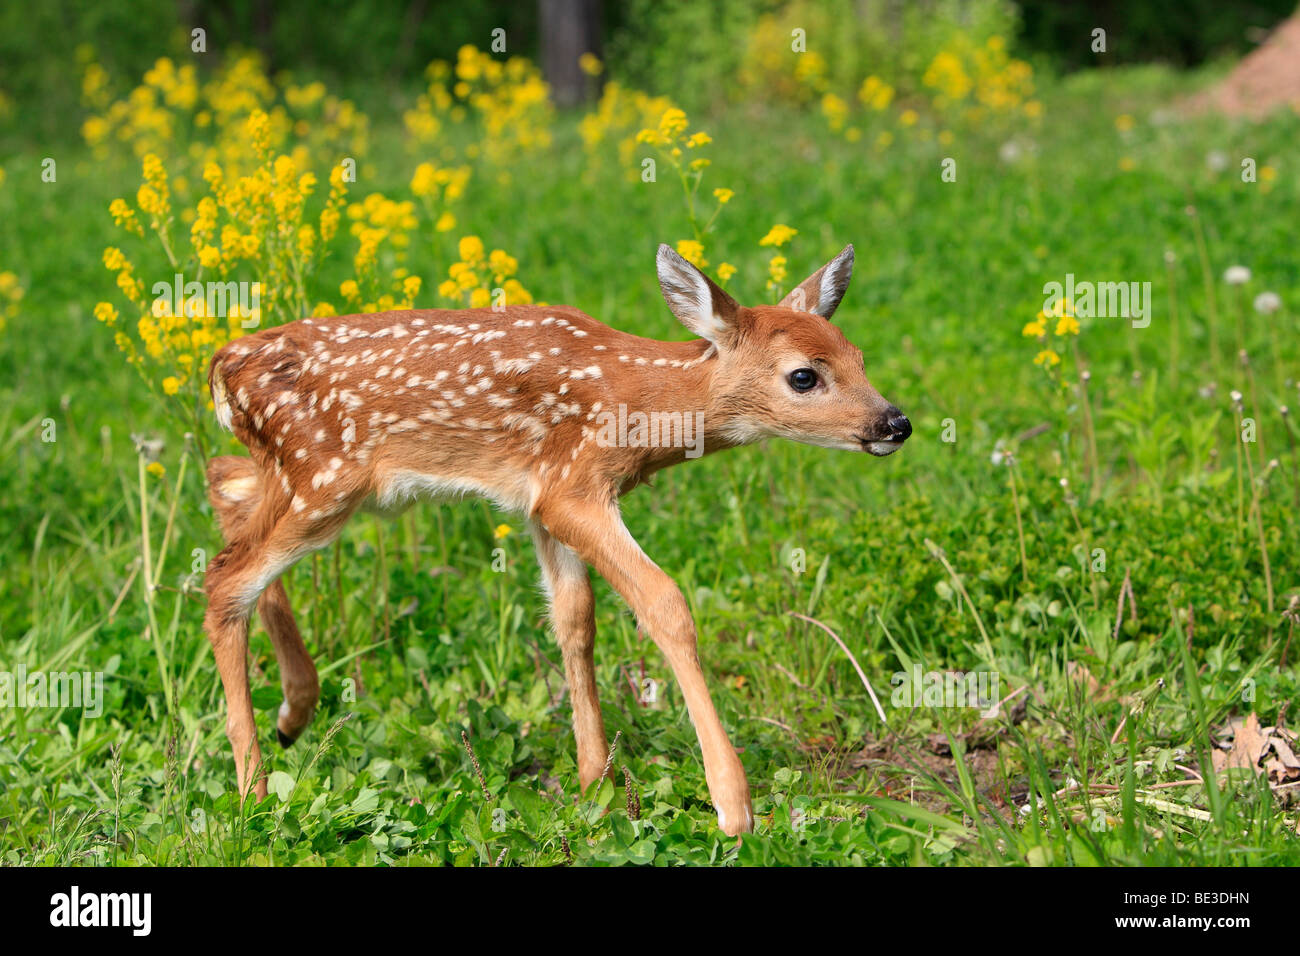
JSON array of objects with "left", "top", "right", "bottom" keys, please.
[{"left": 203, "top": 243, "right": 908, "bottom": 835}]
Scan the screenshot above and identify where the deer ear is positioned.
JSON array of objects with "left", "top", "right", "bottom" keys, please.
[
  {"left": 656, "top": 244, "right": 740, "bottom": 348},
  {"left": 778, "top": 244, "right": 854, "bottom": 319}
]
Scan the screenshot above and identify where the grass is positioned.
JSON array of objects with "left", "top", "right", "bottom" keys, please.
[{"left": 1, "top": 57, "right": 1299, "bottom": 866}]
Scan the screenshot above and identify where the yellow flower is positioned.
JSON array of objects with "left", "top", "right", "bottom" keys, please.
[
  {"left": 470, "top": 287, "right": 491, "bottom": 308},
  {"left": 713, "top": 187, "right": 733, "bottom": 204},
  {"left": 717, "top": 263, "right": 736, "bottom": 282},
  {"left": 340, "top": 279, "right": 360, "bottom": 301},
  {"left": 146, "top": 462, "right": 166, "bottom": 478},
  {"left": 402, "top": 275, "right": 422, "bottom": 301},
  {"left": 1034, "top": 348, "right": 1061, "bottom": 367},
  {"left": 102, "top": 247, "right": 127, "bottom": 272},
  {"left": 1054, "top": 314, "right": 1080, "bottom": 336},
  {"left": 109, "top": 198, "right": 144, "bottom": 235},
  {"left": 759, "top": 224, "right": 797, "bottom": 248},
  {"left": 411, "top": 162, "right": 438, "bottom": 197},
  {"left": 859, "top": 75, "right": 894, "bottom": 111},
  {"left": 899, "top": 109, "right": 919, "bottom": 127},
  {"left": 657, "top": 108, "right": 688, "bottom": 141},
  {"left": 458, "top": 235, "right": 484, "bottom": 264},
  {"left": 686, "top": 131, "right": 712, "bottom": 148},
  {"left": 676, "top": 239, "right": 706, "bottom": 266},
  {"left": 162, "top": 376, "right": 181, "bottom": 395},
  {"left": 578, "top": 53, "right": 602, "bottom": 77},
  {"left": 494, "top": 523, "right": 513, "bottom": 539},
  {"left": 435, "top": 211, "right": 456, "bottom": 232},
  {"left": 1114, "top": 113, "right": 1135, "bottom": 132},
  {"left": 1022, "top": 318, "right": 1046, "bottom": 337},
  {"left": 1118, "top": 156, "right": 1136, "bottom": 172},
  {"left": 94, "top": 302, "right": 119, "bottom": 325}
]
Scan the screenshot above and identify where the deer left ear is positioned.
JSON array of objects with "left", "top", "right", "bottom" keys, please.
[
  {"left": 778, "top": 244, "right": 854, "bottom": 319},
  {"left": 656, "top": 243, "right": 741, "bottom": 348}
]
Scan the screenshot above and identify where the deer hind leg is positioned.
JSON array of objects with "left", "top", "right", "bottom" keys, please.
[
  {"left": 536, "top": 495, "right": 754, "bottom": 835},
  {"left": 530, "top": 520, "right": 610, "bottom": 791},
  {"left": 205, "top": 456, "right": 356, "bottom": 798},
  {"left": 209, "top": 458, "right": 318, "bottom": 746},
  {"left": 258, "top": 580, "right": 319, "bottom": 749}
]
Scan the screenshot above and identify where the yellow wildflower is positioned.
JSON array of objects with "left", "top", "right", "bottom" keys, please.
[
  {"left": 458, "top": 235, "right": 484, "bottom": 264},
  {"left": 759, "top": 224, "right": 797, "bottom": 247},
  {"left": 1034, "top": 349, "right": 1061, "bottom": 367},
  {"left": 676, "top": 239, "right": 706, "bottom": 266}
]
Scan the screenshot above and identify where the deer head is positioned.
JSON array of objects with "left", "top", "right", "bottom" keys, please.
[{"left": 655, "top": 243, "right": 911, "bottom": 456}]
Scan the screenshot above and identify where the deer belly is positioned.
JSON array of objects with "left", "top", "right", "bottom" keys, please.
[{"left": 363, "top": 468, "right": 534, "bottom": 518}]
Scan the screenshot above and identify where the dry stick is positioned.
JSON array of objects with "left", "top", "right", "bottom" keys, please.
[
  {"left": 772, "top": 660, "right": 809, "bottom": 690},
  {"left": 107, "top": 559, "right": 141, "bottom": 622},
  {"left": 461, "top": 730, "right": 491, "bottom": 799},
  {"left": 972, "top": 683, "right": 1027, "bottom": 730},
  {"left": 788, "top": 611, "right": 888, "bottom": 724},
  {"left": 1112, "top": 568, "right": 1136, "bottom": 641},
  {"left": 924, "top": 539, "right": 999, "bottom": 668},
  {"left": 744, "top": 713, "right": 801, "bottom": 742}
]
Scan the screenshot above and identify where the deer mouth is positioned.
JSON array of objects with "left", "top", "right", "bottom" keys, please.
[{"left": 860, "top": 438, "right": 903, "bottom": 456}]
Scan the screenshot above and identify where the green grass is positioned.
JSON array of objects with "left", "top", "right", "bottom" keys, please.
[{"left": 2, "top": 59, "right": 1299, "bottom": 866}]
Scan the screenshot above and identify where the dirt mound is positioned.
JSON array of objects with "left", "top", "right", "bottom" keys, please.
[{"left": 1190, "top": 10, "right": 1300, "bottom": 118}]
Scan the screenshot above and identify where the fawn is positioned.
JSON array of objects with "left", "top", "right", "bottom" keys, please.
[{"left": 203, "top": 243, "right": 909, "bottom": 835}]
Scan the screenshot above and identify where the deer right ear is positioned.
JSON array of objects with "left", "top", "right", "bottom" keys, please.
[{"left": 656, "top": 244, "right": 740, "bottom": 348}]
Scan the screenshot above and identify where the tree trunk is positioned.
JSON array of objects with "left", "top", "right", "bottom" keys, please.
[{"left": 539, "top": 0, "right": 602, "bottom": 107}]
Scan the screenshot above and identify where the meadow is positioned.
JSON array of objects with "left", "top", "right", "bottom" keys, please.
[{"left": 1, "top": 27, "right": 1298, "bottom": 866}]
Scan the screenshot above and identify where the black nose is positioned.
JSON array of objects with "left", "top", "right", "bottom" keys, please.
[{"left": 887, "top": 412, "right": 911, "bottom": 442}]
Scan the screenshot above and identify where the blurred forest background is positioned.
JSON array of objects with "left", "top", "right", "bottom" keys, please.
[{"left": 3, "top": 0, "right": 1297, "bottom": 140}]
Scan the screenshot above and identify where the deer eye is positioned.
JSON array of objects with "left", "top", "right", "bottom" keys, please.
[{"left": 788, "top": 368, "right": 819, "bottom": 392}]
